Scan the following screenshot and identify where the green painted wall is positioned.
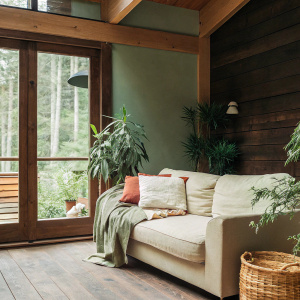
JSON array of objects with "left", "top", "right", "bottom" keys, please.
[
  {"left": 112, "top": 2, "right": 198, "bottom": 174},
  {"left": 71, "top": 0, "right": 100, "bottom": 20}
]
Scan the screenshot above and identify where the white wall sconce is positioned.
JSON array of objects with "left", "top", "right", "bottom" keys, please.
[{"left": 226, "top": 101, "right": 239, "bottom": 114}]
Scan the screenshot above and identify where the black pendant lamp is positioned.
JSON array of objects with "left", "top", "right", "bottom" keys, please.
[{"left": 67, "top": 70, "right": 89, "bottom": 88}]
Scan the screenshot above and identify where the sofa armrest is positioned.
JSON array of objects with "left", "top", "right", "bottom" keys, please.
[{"left": 204, "top": 212, "right": 300, "bottom": 298}]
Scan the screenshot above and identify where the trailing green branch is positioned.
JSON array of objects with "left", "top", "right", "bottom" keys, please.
[
  {"left": 250, "top": 177, "right": 300, "bottom": 256},
  {"left": 285, "top": 122, "right": 300, "bottom": 165}
]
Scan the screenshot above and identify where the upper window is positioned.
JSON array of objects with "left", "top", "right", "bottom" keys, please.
[
  {"left": 0, "top": 0, "right": 101, "bottom": 21},
  {"left": 0, "top": 0, "right": 28, "bottom": 9}
]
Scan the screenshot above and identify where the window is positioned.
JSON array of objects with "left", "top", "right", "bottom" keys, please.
[{"left": 0, "top": 0, "right": 101, "bottom": 20}]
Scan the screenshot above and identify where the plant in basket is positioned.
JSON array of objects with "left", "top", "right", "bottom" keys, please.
[
  {"left": 250, "top": 122, "right": 300, "bottom": 257},
  {"left": 239, "top": 122, "right": 300, "bottom": 300}
]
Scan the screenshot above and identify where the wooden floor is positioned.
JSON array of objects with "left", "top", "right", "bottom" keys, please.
[{"left": 0, "top": 241, "right": 239, "bottom": 300}]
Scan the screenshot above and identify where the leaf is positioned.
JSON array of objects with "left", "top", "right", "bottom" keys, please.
[{"left": 90, "top": 124, "right": 98, "bottom": 135}]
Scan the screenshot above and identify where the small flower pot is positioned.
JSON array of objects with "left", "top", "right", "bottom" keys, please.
[{"left": 65, "top": 200, "right": 77, "bottom": 212}]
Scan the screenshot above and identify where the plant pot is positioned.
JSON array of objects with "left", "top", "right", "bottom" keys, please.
[{"left": 65, "top": 200, "right": 76, "bottom": 212}]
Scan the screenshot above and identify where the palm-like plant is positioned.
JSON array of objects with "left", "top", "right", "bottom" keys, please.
[
  {"left": 206, "top": 139, "right": 239, "bottom": 176},
  {"left": 182, "top": 102, "right": 237, "bottom": 175},
  {"left": 88, "top": 106, "right": 149, "bottom": 184}
]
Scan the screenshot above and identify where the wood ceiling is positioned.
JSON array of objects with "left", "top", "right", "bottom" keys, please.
[{"left": 145, "top": 0, "right": 211, "bottom": 11}]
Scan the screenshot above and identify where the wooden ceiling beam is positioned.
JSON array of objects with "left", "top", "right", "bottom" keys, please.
[
  {"left": 199, "top": 0, "right": 250, "bottom": 37},
  {"left": 0, "top": 6, "right": 198, "bottom": 54},
  {"left": 101, "top": 0, "right": 142, "bottom": 24}
]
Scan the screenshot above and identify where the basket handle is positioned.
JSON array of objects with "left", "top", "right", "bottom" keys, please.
[
  {"left": 243, "top": 252, "right": 254, "bottom": 263},
  {"left": 280, "top": 263, "right": 300, "bottom": 271}
]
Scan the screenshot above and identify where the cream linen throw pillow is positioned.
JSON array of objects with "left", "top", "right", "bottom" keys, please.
[
  {"left": 159, "top": 168, "right": 220, "bottom": 216},
  {"left": 138, "top": 175, "right": 187, "bottom": 210}
]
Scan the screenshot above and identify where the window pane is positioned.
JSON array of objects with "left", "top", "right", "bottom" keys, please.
[
  {"left": 38, "top": 0, "right": 101, "bottom": 21},
  {"left": 0, "top": 48, "right": 19, "bottom": 224},
  {"left": 37, "top": 52, "right": 89, "bottom": 158},
  {"left": 0, "top": 0, "right": 28, "bottom": 8},
  {"left": 0, "top": 49, "right": 19, "bottom": 163},
  {"left": 38, "top": 160, "right": 89, "bottom": 219}
]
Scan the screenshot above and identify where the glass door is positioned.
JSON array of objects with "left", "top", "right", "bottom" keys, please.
[
  {"left": 0, "top": 39, "right": 27, "bottom": 243},
  {"left": 0, "top": 39, "right": 101, "bottom": 244},
  {"left": 32, "top": 44, "right": 100, "bottom": 240}
]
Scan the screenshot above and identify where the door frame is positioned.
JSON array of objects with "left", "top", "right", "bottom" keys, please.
[{"left": 0, "top": 37, "right": 112, "bottom": 244}]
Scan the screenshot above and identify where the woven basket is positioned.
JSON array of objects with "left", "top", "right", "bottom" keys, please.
[{"left": 240, "top": 251, "right": 300, "bottom": 300}]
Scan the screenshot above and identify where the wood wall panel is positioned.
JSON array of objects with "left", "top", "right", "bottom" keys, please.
[{"left": 211, "top": 0, "right": 300, "bottom": 177}]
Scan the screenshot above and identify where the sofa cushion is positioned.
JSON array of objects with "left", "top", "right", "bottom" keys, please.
[
  {"left": 138, "top": 176, "right": 187, "bottom": 210},
  {"left": 130, "top": 214, "right": 212, "bottom": 263},
  {"left": 120, "top": 174, "right": 171, "bottom": 204},
  {"left": 212, "top": 173, "right": 291, "bottom": 217},
  {"left": 159, "top": 168, "right": 220, "bottom": 216}
]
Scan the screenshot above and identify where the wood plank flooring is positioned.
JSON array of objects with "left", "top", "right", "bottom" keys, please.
[{"left": 0, "top": 241, "right": 239, "bottom": 300}]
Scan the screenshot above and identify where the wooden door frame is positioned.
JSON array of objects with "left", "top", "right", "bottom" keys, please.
[
  {"left": 0, "top": 37, "right": 112, "bottom": 243},
  {"left": 31, "top": 42, "right": 102, "bottom": 240}
]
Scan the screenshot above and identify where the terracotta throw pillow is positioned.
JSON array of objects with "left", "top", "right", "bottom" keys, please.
[{"left": 119, "top": 174, "right": 171, "bottom": 204}]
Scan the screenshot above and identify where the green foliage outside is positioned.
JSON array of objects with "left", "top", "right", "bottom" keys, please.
[
  {"left": 182, "top": 103, "right": 239, "bottom": 175},
  {"left": 88, "top": 106, "right": 149, "bottom": 184},
  {"left": 38, "top": 166, "right": 88, "bottom": 219},
  {"left": 250, "top": 123, "right": 300, "bottom": 257}
]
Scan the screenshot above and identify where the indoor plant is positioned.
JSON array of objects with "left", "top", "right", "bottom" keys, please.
[
  {"left": 182, "top": 102, "right": 238, "bottom": 175},
  {"left": 250, "top": 121, "right": 300, "bottom": 256},
  {"left": 88, "top": 106, "right": 149, "bottom": 184},
  {"left": 55, "top": 168, "right": 88, "bottom": 212}
]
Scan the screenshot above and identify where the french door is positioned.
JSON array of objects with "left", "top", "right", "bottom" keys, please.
[{"left": 0, "top": 38, "right": 101, "bottom": 243}]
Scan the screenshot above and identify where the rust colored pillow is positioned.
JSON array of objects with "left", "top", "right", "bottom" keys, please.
[{"left": 119, "top": 174, "right": 171, "bottom": 204}]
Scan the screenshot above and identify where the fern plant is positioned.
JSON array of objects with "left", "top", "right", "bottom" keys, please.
[
  {"left": 250, "top": 123, "right": 300, "bottom": 256},
  {"left": 88, "top": 106, "right": 149, "bottom": 184}
]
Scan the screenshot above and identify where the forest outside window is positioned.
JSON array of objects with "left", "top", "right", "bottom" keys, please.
[{"left": 37, "top": 52, "right": 90, "bottom": 220}]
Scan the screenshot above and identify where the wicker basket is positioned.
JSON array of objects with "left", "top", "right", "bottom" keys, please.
[{"left": 240, "top": 251, "right": 300, "bottom": 300}]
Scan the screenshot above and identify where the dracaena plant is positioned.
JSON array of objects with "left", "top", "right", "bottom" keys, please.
[
  {"left": 250, "top": 122, "right": 300, "bottom": 257},
  {"left": 88, "top": 106, "right": 149, "bottom": 184}
]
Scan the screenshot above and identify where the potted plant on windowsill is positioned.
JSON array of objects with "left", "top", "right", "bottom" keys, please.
[{"left": 55, "top": 168, "right": 88, "bottom": 212}]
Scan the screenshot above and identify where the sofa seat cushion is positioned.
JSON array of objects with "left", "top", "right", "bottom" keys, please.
[{"left": 130, "top": 214, "right": 212, "bottom": 263}]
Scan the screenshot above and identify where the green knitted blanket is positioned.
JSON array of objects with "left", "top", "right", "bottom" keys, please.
[{"left": 84, "top": 184, "right": 147, "bottom": 267}]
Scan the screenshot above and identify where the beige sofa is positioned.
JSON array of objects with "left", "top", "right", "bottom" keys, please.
[{"left": 127, "top": 169, "right": 300, "bottom": 299}]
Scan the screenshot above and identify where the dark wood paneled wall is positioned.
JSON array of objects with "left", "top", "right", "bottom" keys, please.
[{"left": 211, "top": 0, "right": 300, "bottom": 179}]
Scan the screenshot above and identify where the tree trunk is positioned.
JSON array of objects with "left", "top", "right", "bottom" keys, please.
[
  {"left": 0, "top": 86, "right": 6, "bottom": 172},
  {"left": 74, "top": 56, "right": 79, "bottom": 143},
  {"left": 50, "top": 55, "right": 56, "bottom": 156},
  {"left": 6, "top": 79, "right": 13, "bottom": 171},
  {"left": 52, "top": 55, "right": 62, "bottom": 156}
]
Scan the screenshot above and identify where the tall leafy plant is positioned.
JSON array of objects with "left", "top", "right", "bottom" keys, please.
[
  {"left": 206, "top": 139, "right": 239, "bottom": 176},
  {"left": 182, "top": 102, "right": 238, "bottom": 175},
  {"left": 88, "top": 106, "right": 149, "bottom": 184},
  {"left": 250, "top": 122, "right": 300, "bottom": 256}
]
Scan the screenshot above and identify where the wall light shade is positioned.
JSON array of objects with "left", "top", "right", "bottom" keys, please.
[
  {"left": 67, "top": 70, "right": 89, "bottom": 88},
  {"left": 226, "top": 101, "right": 239, "bottom": 114}
]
